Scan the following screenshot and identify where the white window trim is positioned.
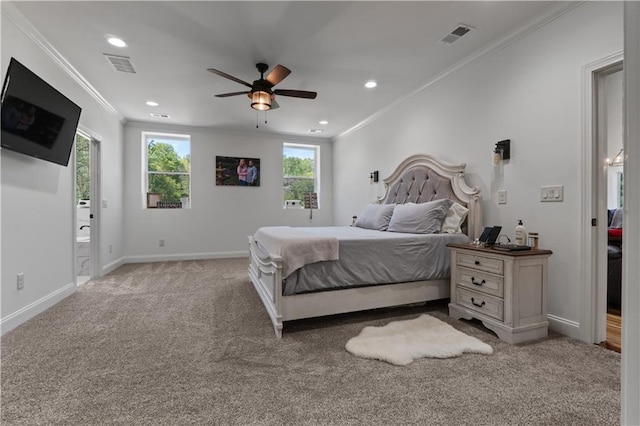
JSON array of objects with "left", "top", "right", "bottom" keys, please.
[
  {"left": 283, "top": 142, "right": 320, "bottom": 209},
  {"left": 141, "top": 131, "right": 191, "bottom": 209}
]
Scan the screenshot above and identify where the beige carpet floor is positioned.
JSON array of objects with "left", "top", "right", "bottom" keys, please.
[{"left": 1, "top": 258, "right": 620, "bottom": 425}]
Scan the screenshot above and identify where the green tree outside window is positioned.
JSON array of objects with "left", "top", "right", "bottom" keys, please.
[
  {"left": 283, "top": 144, "right": 317, "bottom": 204},
  {"left": 75, "top": 133, "right": 90, "bottom": 203},
  {"left": 146, "top": 135, "right": 191, "bottom": 204}
]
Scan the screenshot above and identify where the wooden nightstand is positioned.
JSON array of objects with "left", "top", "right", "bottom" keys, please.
[{"left": 447, "top": 243, "right": 553, "bottom": 344}]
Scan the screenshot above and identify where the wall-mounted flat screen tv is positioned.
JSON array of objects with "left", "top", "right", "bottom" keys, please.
[{"left": 1, "top": 57, "right": 82, "bottom": 167}]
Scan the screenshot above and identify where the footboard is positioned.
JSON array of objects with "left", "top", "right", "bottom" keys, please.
[
  {"left": 248, "top": 236, "right": 285, "bottom": 337},
  {"left": 249, "top": 232, "right": 450, "bottom": 339}
]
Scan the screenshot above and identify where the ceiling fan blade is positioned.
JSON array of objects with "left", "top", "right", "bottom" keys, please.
[
  {"left": 270, "top": 99, "right": 280, "bottom": 110},
  {"left": 265, "top": 65, "right": 291, "bottom": 86},
  {"left": 274, "top": 89, "right": 317, "bottom": 99},
  {"left": 215, "top": 91, "right": 250, "bottom": 98},
  {"left": 207, "top": 68, "right": 253, "bottom": 89}
]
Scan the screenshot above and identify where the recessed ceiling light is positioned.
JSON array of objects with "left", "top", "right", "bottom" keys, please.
[
  {"left": 309, "top": 129, "right": 324, "bottom": 133},
  {"left": 365, "top": 81, "right": 377, "bottom": 89},
  {"left": 318, "top": 120, "right": 329, "bottom": 125},
  {"left": 146, "top": 101, "right": 159, "bottom": 107},
  {"left": 107, "top": 36, "right": 127, "bottom": 48}
]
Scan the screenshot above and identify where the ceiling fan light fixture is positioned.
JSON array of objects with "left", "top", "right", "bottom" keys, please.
[{"left": 251, "top": 91, "right": 271, "bottom": 111}]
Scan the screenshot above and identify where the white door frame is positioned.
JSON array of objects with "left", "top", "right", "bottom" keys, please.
[
  {"left": 580, "top": 51, "right": 623, "bottom": 344},
  {"left": 622, "top": 3, "right": 640, "bottom": 422},
  {"left": 89, "top": 137, "right": 101, "bottom": 279}
]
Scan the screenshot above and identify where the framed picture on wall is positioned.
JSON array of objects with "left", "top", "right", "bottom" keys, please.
[
  {"left": 146, "top": 192, "right": 162, "bottom": 208},
  {"left": 216, "top": 156, "right": 260, "bottom": 186}
]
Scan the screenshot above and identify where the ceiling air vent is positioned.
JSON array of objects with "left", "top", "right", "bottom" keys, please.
[
  {"left": 440, "top": 24, "right": 474, "bottom": 44},
  {"left": 150, "top": 113, "right": 170, "bottom": 119},
  {"left": 103, "top": 53, "right": 136, "bottom": 73}
]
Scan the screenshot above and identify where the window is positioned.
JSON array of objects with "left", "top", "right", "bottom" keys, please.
[
  {"left": 617, "top": 172, "right": 624, "bottom": 208},
  {"left": 283, "top": 143, "right": 319, "bottom": 207},
  {"left": 143, "top": 132, "right": 191, "bottom": 208},
  {"left": 75, "top": 132, "right": 90, "bottom": 203}
]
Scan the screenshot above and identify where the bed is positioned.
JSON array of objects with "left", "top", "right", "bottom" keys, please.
[{"left": 248, "top": 154, "right": 482, "bottom": 338}]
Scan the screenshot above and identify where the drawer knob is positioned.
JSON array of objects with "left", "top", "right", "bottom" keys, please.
[
  {"left": 471, "top": 297, "right": 486, "bottom": 308},
  {"left": 474, "top": 260, "right": 480, "bottom": 265},
  {"left": 471, "top": 277, "right": 486, "bottom": 286}
]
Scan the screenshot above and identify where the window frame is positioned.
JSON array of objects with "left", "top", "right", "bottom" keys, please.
[
  {"left": 282, "top": 142, "right": 320, "bottom": 209},
  {"left": 142, "top": 131, "right": 191, "bottom": 209}
]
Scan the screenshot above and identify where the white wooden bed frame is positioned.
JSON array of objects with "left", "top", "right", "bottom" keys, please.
[{"left": 248, "top": 154, "right": 482, "bottom": 338}]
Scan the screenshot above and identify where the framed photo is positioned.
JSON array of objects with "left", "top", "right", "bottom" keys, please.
[
  {"left": 146, "top": 192, "right": 162, "bottom": 208},
  {"left": 216, "top": 156, "right": 260, "bottom": 186}
]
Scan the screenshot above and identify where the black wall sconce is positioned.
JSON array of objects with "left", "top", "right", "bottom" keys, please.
[
  {"left": 370, "top": 171, "right": 379, "bottom": 183},
  {"left": 494, "top": 139, "right": 511, "bottom": 161}
]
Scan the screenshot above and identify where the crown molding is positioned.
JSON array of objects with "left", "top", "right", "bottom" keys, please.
[
  {"left": 2, "top": 2, "right": 125, "bottom": 122},
  {"left": 336, "top": 1, "right": 584, "bottom": 141}
]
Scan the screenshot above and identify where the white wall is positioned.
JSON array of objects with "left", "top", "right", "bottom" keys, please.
[
  {"left": 123, "top": 122, "right": 333, "bottom": 261},
  {"left": 332, "top": 2, "right": 623, "bottom": 337},
  {"left": 0, "top": 5, "right": 125, "bottom": 334}
]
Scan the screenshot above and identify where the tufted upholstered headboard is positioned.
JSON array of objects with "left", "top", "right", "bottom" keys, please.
[{"left": 378, "top": 154, "right": 482, "bottom": 239}]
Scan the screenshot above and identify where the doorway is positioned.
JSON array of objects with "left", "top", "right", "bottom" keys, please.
[
  {"left": 75, "top": 131, "right": 101, "bottom": 285},
  {"left": 593, "top": 60, "right": 623, "bottom": 351},
  {"left": 601, "top": 68, "right": 624, "bottom": 351},
  {"left": 75, "top": 132, "right": 91, "bottom": 284}
]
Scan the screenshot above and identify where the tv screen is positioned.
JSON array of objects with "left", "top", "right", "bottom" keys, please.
[{"left": 1, "top": 57, "right": 82, "bottom": 166}]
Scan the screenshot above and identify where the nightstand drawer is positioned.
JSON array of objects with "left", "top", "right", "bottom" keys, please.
[
  {"left": 457, "top": 252, "right": 504, "bottom": 275},
  {"left": 456, "top": 267, "right": 504, "bottom": 298},
  {"left": 456, "top": 287, "right": 504, "bottom": 321}
]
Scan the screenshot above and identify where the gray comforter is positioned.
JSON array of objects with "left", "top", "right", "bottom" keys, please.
[{"left": 270, "top": 226, "right": 469, "bottom": 295}]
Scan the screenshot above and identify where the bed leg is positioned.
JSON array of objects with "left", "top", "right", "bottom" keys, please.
[{"left": 274, "top": 324, "right": 283, "bottom": 339}]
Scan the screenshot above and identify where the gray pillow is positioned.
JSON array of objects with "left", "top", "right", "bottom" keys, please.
[
  {"left": 388, "top": 199, "right": 453, "bottom": 234},
  {"left": 354, "top": 203, "right": 396, "bottom": 231}
]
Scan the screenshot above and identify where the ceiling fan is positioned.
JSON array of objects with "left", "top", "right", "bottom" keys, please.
[{"left": 207, "top": 63, "right": 317, "bottom": 111}]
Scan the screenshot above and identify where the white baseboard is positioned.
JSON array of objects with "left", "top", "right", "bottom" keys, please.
[
  {"left": 0, "top": 282, "right": 76, "bottom": 336},
  {"left": 547, "top": 314, "right": 580, "bottom": 340},
  {"left": 102, "top": 256, "right": 125, "bottom": 276},
  {"left": 124, "top": 251, "right": 248, "bottom": 264}
]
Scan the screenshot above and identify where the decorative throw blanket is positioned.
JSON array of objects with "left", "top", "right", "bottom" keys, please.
[{"left": 253, "top": 226, "right": 339, "bottom": 278}]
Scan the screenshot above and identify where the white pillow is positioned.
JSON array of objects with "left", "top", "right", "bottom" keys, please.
[
  {"left": 354, "top": 203, "right": 395, "bottom": 231},
  {"left": 388, "top": 199, "right": 453, "bottom": 234},
  {"left": 441, "top": 202, "right": 469, "bottom": 234}
]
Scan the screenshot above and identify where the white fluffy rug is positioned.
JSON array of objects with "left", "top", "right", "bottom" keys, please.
[{"left": 345, "top": 314, "right": 493, "bottom": 366}]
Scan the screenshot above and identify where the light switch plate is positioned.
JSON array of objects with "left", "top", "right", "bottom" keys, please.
[
  {"left": 540, "top": 185, "right": 564, "bottom": 202},
  {"left": 498, "top": 190, "right": 507, "bottom": 204}
]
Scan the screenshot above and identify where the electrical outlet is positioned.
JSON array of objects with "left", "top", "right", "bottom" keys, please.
[
  {"left": 17, "top": 273, "right": 24, "bottom": 290},
  {"left": 159, "top": 239, "right": 165, "bottom": 247},
  {"left": 498, "top": 190, "right": 507, "bottom": 205}
]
